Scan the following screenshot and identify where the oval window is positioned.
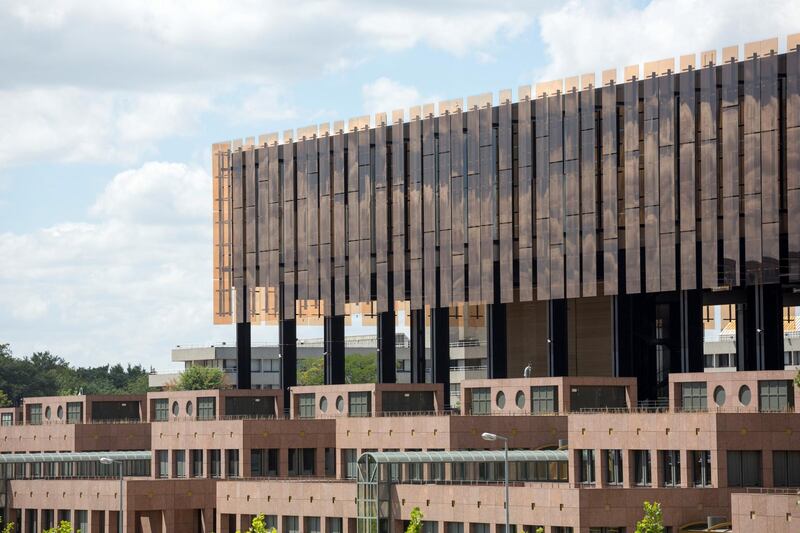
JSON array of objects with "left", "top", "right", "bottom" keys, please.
[
  {"left": 336, "top": 395, "right": 344, "bottom": 413},
  {"left": 515, "top": 391, "right": 525, "bottom": 409},
  {"left": 713, "top": 386, "right": 726, "bottom": 407},
  {"left": 57, "top": 406, "right": 64, "bottom": 419},
  {"left": 496, "top": 391, "right": 506, "bottom": 409},
  {"left": 45, "top": 406, "right": 51, "bottom": 420},
  {"left": 739, "top": 385, "right": 751, "bottom": 406},
  {"left": 172, "top": 401, "right": 179, "bottom": 416},
  {"left": 186, "top": 401, "right": 193, "bottom": 416},
  {"left": 319, "top": 396, "right": 328, "bottom": 413}
]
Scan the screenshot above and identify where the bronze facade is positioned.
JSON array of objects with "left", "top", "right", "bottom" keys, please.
[{"left": 213, "top": 39, "right": 800, "bottom": 324}]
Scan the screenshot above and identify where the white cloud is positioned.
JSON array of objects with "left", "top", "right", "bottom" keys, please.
[
  {"left": 362, "top": 77, "right": 431, "bottom": 116},
  {"left": 536, "top": 0, "right": 800, "bottom": 83},
  {"left": 0, "top": 161, "right": 221, "bottom": 368},
  {"left": 0, "top": 87, "right": 209, "bottom": 166}
]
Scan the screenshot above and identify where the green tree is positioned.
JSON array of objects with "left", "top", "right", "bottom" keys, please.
[
  {"left": 635, "top": 501, "right": 664, "bottom": 533},
  {"left": 345, "top": 354, "right": 377, "bottom": 384},
  {"left": 234, "top": 513, "right": 276, "bottom": 533},
  {"left": 174, "top": 366, "right": 225, "bottom": 391},
  {"left": 535, "top": 528, "right": 544, "bottom": 533},
  {"left": 0, "top": 389, "right": 10, "bottom": 407},
  {"left": 1, "top": 520, "right": 15, "bottom": 533},
  {"left": 794, "top": 368, "right": 800, "bottom": 390},
  {"left": 405, "top": 507, "right": 423, "bottom": 533},
  {"left": 298, "top": 357, "right": 324, "bottom": 385},
  {"left": 42, "top": 520, "right": 79, "bottom": 533}
]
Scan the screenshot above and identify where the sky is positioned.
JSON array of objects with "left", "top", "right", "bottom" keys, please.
[{"left": 0, "top": 0, "right": 798, "bottom": 371}]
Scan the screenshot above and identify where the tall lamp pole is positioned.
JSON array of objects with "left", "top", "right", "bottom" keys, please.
[
  {"left": 481, "top": 432, "right": 509, "bottom": 533},
  {"left": 100, "top": 457, "right": 123, "bottom": 533}
]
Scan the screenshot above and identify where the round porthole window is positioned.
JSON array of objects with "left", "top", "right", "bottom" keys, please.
[
  {"left": 45, "top": 406, "right": 51, "bottom": 420},
  {"left": 172, "top": 401, "right": 179, "bottom": 416},
  {"left": 713, "top": 386, "right": 726, "bottom": 407},
  {"left": 57, "top": 406, "right": 64, "bottom": 419},
  {"left": 739, "top": 385, "right": 751, "bottom": 406},
  {"left": 320, "top": 396, "right": 328, "bottom": 413},
  {"left": 515, "top": 391, "right": 525, "bottom": 409},
  {"left": 496, "top": 391, "right": 506, "bottom": 409},
  {"left": 186, "top": 401, "right": 193, "bottom": 416},
  {"left": 336, "top": 395, "right": 344, "bottom": 413}
]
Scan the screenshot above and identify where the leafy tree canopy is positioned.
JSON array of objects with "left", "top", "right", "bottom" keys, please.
[
  {"left": 174, "top": 365, "right": 225, "bottom": 391},
  {"left": 405, "top": 507, "right": 423, "bottom": 533},
  {"left": 43, "top": 521, "right": 78, "bottom": 533},
  {"left": 0, "top": 343, "right": 150, "bottom": 404},
  {"left": 635, "top": 501, "right": 664, "bottom": 533},
  {"left": 297, "top": 353, "right": 377, "bottom": 386}
]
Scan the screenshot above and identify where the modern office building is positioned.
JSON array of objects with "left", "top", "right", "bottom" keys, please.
[{"left": 3, "top": 35, "right": 800, "bottom": 533}]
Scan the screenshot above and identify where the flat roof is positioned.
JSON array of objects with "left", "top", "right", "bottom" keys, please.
[
  {"left": 0, "top": 451, "right": 150, "bottom": 464},
  {"left": 359, "top": 449, "right": 567, "bottom": 464}
]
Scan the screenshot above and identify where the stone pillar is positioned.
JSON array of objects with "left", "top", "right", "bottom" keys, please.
[
  {"left": 651, "top": 449, "right": 664, "bottom": 488},
  {"left": 679, "top": 449, "right": 690, "bottom": 488},
  {"left": 236, "top": 321, "right": 252, "bottom": 389},
  {"left": 202, "top": 508, "right": 215, "bottom": 533},
  {"left": 324, "top": 315, "right": 346, "bottom": 385}
]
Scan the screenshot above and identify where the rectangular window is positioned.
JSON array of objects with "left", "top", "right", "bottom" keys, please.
[
  {"left": 446, "top": 524, "right": 464, "bottom": 533},
  {"left": 289, "top": 448, "right": 316, "bottom": 476},
  {"left": 325, "top": 447, "right": 336, "bottom": 477},
  {"left": 727, "top": 450, "right": 762, "bottom": 487},
  {"left": 681, "top": 382, "right": 707, "bottom": 411},
  {"left": 531, "top": 386, "right": 558, "bottom": 414},
  {"left": 304, "top": 517, "right": 320, "bottom": 533},
  {"left": 190, "top": 449, "right": 203, "bottom": 478},
  {"left": 569, "top": 386, "right": 627, "bottom": 411},
  {"left": 605, "top": 450, "right": 623, "bottom": 485},
  {"left": 209, "top": 450, "right": 221, "bottom": 478},
  {"left": 197, "top": 397, "right": 216, "bottom": 420},
  {"left": 471, "top": 524, "right": 489, "bottom": 533},
  {"left": 173, "top": 450, "right": 186, "bottom": 478},
  {"left": 250, "top": 448, "right": 279, "bottom": 477},
  {"left": 342, "top": 449, "right": 357, "bottom": 479},
  {"left": 66, "top": 402, "right": 83, "bottom": 424},
  {"left": 0, "top": 413, "right": 12, "bottom": 426},
  {"left": 470, "top": 388, "right": 491, "bottom": 415},
  {"left": 153, "top": 399, "right": 168, "bottom": 421},
  {"left": 28, "top": 404, "right": 42, "bottom": 425},
  {"left": 634, "top": 450, "right": 651, "bottom": 486},
  {"left": 156, "top": 450, "right": 168, "bottom": 478},
  {"left": 297, "top": 394, "right": 316, "bottom": 419},
  {"left": 579, "top": 449, "right": 595, "bottom": 484},
  {"left": 348, "top": 392, "right": 372, "bottom": 417},
  {"left": 662, "top": 450, "right": 681, "bottom": 487},
  {"left": 226, "top": 449, "right": 240, "bottom": 478},
  {"left": 326, "top": 518, "right": 342, "bottom": 533},
  {"left": 284, "top": 517, "right": 299, "bottom": 533},
  {"left": 772, "top": 451, "right": 800, "bottom": 487},
  {"left": 691, "top": 451, "right": 712, "bottom": 487},
  {"left": 759, "top": 380, "right": 794, "bottom": 412}
]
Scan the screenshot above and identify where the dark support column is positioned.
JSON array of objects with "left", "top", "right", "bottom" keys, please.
[
  {"left": 614, "top": 294, "right": 658, "bottom": 401},
  {"left": 324, "top": 315, "right": 345, "bottom": 385},
  {"left": 236, "top": 322, "right": 252, "bottom": 389},
  {"left": 487, "top": 303, "right": 508, "bottom": 379},
  {"left": 410, "top": 309, "right": 426, "bottom": 383},
  {"left": 377, "top": 311, "right": 397, "bottom": 384},
  {"left": 679, "top": 290, "right": 704, "bottom": 372},
  {"left": 762, "top": 284, "right": 784, "bottom": 370},
  {"left": 547, "top": 299, "right": 568, "bottom": 377},
  {"left": 279, "top": 317, "right": 297, "bottom": 414},
  {"left": 742, "top": 284, "right": 784, "bottom": 370},
  {"left": 431, "top": 307, "right": 450, "bottom": 405}
]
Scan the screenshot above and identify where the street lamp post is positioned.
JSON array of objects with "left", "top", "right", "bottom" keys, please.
[
  {"left": 481, "top": 432, "right": 509, "bottom": 533},
  {"left": 100, "top": 457, "right": 123, "bottom": 533}
]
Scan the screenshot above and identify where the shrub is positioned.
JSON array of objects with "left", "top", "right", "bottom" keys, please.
[
  {"left": 405, "top": 507, "right": 423, "bottom": 533},
  {"left": 635, "top": 501, "right": 664, "bottom": 533},
  {"left": 174, "top": 366, "right": 225, "bottom": 391}
]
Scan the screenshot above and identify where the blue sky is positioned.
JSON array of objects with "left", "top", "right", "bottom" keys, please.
[{"left": 0, "top": 0, "right": 797, "bottom": 370}]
